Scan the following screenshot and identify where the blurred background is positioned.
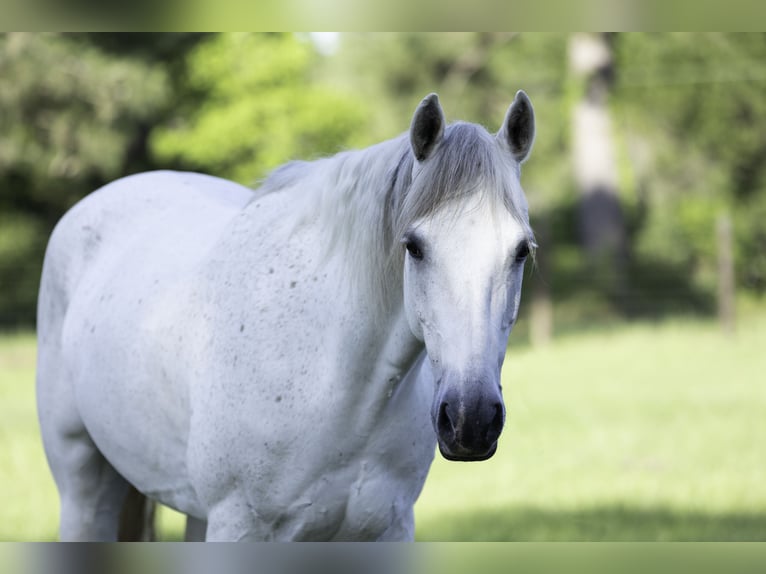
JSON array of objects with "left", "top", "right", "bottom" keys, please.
[{"left": 0, "top": 32, "right": 764, "bottom": 540}]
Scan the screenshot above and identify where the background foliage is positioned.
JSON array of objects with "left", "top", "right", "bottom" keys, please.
[
  {"left": 151, "top": 33, "right": 366, "bottom": 183},
  {"left": 0, "top": 33, "right": 190, "bottom": 324},
  {"left": 3, "top": 32, "right": 765, "bottom": 328}
]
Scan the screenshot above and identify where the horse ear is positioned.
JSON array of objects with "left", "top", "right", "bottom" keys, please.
[
  {"left": 410, "top": 93, "right": 446, "bottom": 162},
  {"left": 498, "top": 90, "right": 535, "bottom": 164}
]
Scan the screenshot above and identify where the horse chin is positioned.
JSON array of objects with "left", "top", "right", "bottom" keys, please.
[{"left": 438, "top": 441, "right": 498, "bottom": 462}]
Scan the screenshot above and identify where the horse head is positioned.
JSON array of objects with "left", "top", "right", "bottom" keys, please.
[{"left": 399, "top": 91, "right": 535, "bottom": 461}]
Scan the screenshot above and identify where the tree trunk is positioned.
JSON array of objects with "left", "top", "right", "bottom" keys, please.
[{"left": 569, "top": 33, "right": 628, "bottom": 299}]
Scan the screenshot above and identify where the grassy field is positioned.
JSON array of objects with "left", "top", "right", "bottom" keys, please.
[{"left": 1, "top": 307, "right": 765, "bottom": 541}]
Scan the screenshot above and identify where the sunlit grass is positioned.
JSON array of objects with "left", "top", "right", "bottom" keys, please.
[
  {"left": 1, "top": 306, "right": 765, "bottom": 541},
  {"left": 0, "top": 332, "right": 58, "bottom": 541},
  {"left": 414, "top": 310, "right": 766, "bottom": 540}
]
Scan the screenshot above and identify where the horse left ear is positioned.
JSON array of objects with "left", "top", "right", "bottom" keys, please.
[
  {"left": 498, "top": 90, "right": 535, "bottom": 164},
  {"left": 410, "top": 93, "right": 446, "bottom": 162}
]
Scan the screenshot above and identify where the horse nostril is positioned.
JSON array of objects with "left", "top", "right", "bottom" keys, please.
[
  {"left": 437, "top": 401, "right": 455, "bottom": 439},
  {"left": 486, "top": 402, "right": 504, "bottom": 443}
]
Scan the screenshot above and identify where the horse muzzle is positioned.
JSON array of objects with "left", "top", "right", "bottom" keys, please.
[{"left": 433, "top": 384, "right": 505, "bottom": 462}]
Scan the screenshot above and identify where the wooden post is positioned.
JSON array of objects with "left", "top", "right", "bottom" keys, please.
[
  {"left": 717, "top": 213, "right": 736, "bottom": 335},
  {"left": 530, "top": 215, "right": 553, "bottom": 347}
]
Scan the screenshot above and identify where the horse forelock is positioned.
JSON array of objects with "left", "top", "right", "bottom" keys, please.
[{"left": 392, "top": 122, "right": 535, "bottom": 248}]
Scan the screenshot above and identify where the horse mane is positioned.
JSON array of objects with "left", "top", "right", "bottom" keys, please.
[{"left": 254, "top": 122, "right": 535, "bottom": 310}]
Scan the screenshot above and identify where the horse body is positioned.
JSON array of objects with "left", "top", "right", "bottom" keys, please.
[
  {"left": 37, "top": 92, "right": 536, "bottom": 541},
  {"left": 178, "top": 154, "right": 437, "bottom": 539}
]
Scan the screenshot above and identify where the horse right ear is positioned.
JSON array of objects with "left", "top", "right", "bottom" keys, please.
[
  {"left": 498, "top": 90, "right": 535, "bottom": 164},
  {"left": 410, "top": 93, "right": 446, "bottom": 162}
]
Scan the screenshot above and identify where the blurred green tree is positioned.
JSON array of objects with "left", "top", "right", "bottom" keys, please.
[
  {"left": 0, "top": 33, "right": 170, "bottom": 216},
  {"left": 150, "top": 33, "right": 367, "bottom": 184},
  {"left": 0, "top": 33, "right": 195, "bottom": 327},
  {"left": 2, "top": 33, "right": 765, "bottom": 329},
  {"left": 614, "top": 33, "right": 766, "bottom": 298}
]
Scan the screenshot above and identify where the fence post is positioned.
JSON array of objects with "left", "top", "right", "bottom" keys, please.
[
  {"left": 717, "top": 213, "right": 736, "bottom": 335},
  {"left": 530, "top": 215, "right": 553, "bottom": 347}
]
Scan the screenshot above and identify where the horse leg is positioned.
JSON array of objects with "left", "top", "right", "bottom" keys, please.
[
  {"left": 38, "top": 359, "right": 134, "bottom": 540},
  {"left": 51, "top": 428, "right": 134, "bottom": 541},
  {"left": 118, "top": 486, "right": 156, "bottom": 541},
  {"left": 204, "top": 495, "right": 269, "bottom": 541},
  {"left": 184, "top": 516, "right": 207, "bottom": 541},
  {"left": 122, "top": 496, "right": 203, "bottom": 541},
  {"left": 376, "top": 506, "right": 416, "bottom": 541}
]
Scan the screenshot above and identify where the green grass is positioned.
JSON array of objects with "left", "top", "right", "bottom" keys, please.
[
  {"left": 2, "top": 307, "right": 765, "bottom": 541},
  {"left": 0, "top": 332, "right": 58, "bottom": 541},
  {"left": 415, "top": 309, "right": 766, "bottom": 540}
]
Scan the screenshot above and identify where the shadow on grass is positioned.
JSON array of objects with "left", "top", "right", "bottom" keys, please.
[
  {"left": 415, "top": 505, "right": 766, "bottom": 541},
  {"left": 35, "top": 504, "right": 766, "bottom": 542}
]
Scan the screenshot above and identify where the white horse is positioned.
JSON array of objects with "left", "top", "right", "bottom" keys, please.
[{"left": 36, "top": 91, "right": 536, "bottom": 541}]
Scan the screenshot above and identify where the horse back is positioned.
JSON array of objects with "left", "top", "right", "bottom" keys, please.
[{"left": 41, "top": 170, "right": 253, "bottom": 299}]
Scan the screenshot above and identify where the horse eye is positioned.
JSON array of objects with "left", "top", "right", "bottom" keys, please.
[
  {"left": 515, "top": 243, "right": 530, "bottom": 263},
  {"left": 405, "top": 240, "right": 424, "bottom": 261}
]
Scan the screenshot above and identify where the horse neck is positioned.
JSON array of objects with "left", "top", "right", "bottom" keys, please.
[
  {"left": 289, "top": 136, "right": 424, "bottom": 393},
  {"left": 328, "top": 139, "right": 424, "bottom": 382},
  {"left": 277, "top": 134, "right": 411, "bottom": 311},
  {"left": 342, "top": 301, "right": 425, "bottom": 424}
]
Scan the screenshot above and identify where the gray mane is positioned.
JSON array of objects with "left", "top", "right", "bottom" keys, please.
[{"left": 255, "top": 121, "right": 534, "bottom": 307}]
